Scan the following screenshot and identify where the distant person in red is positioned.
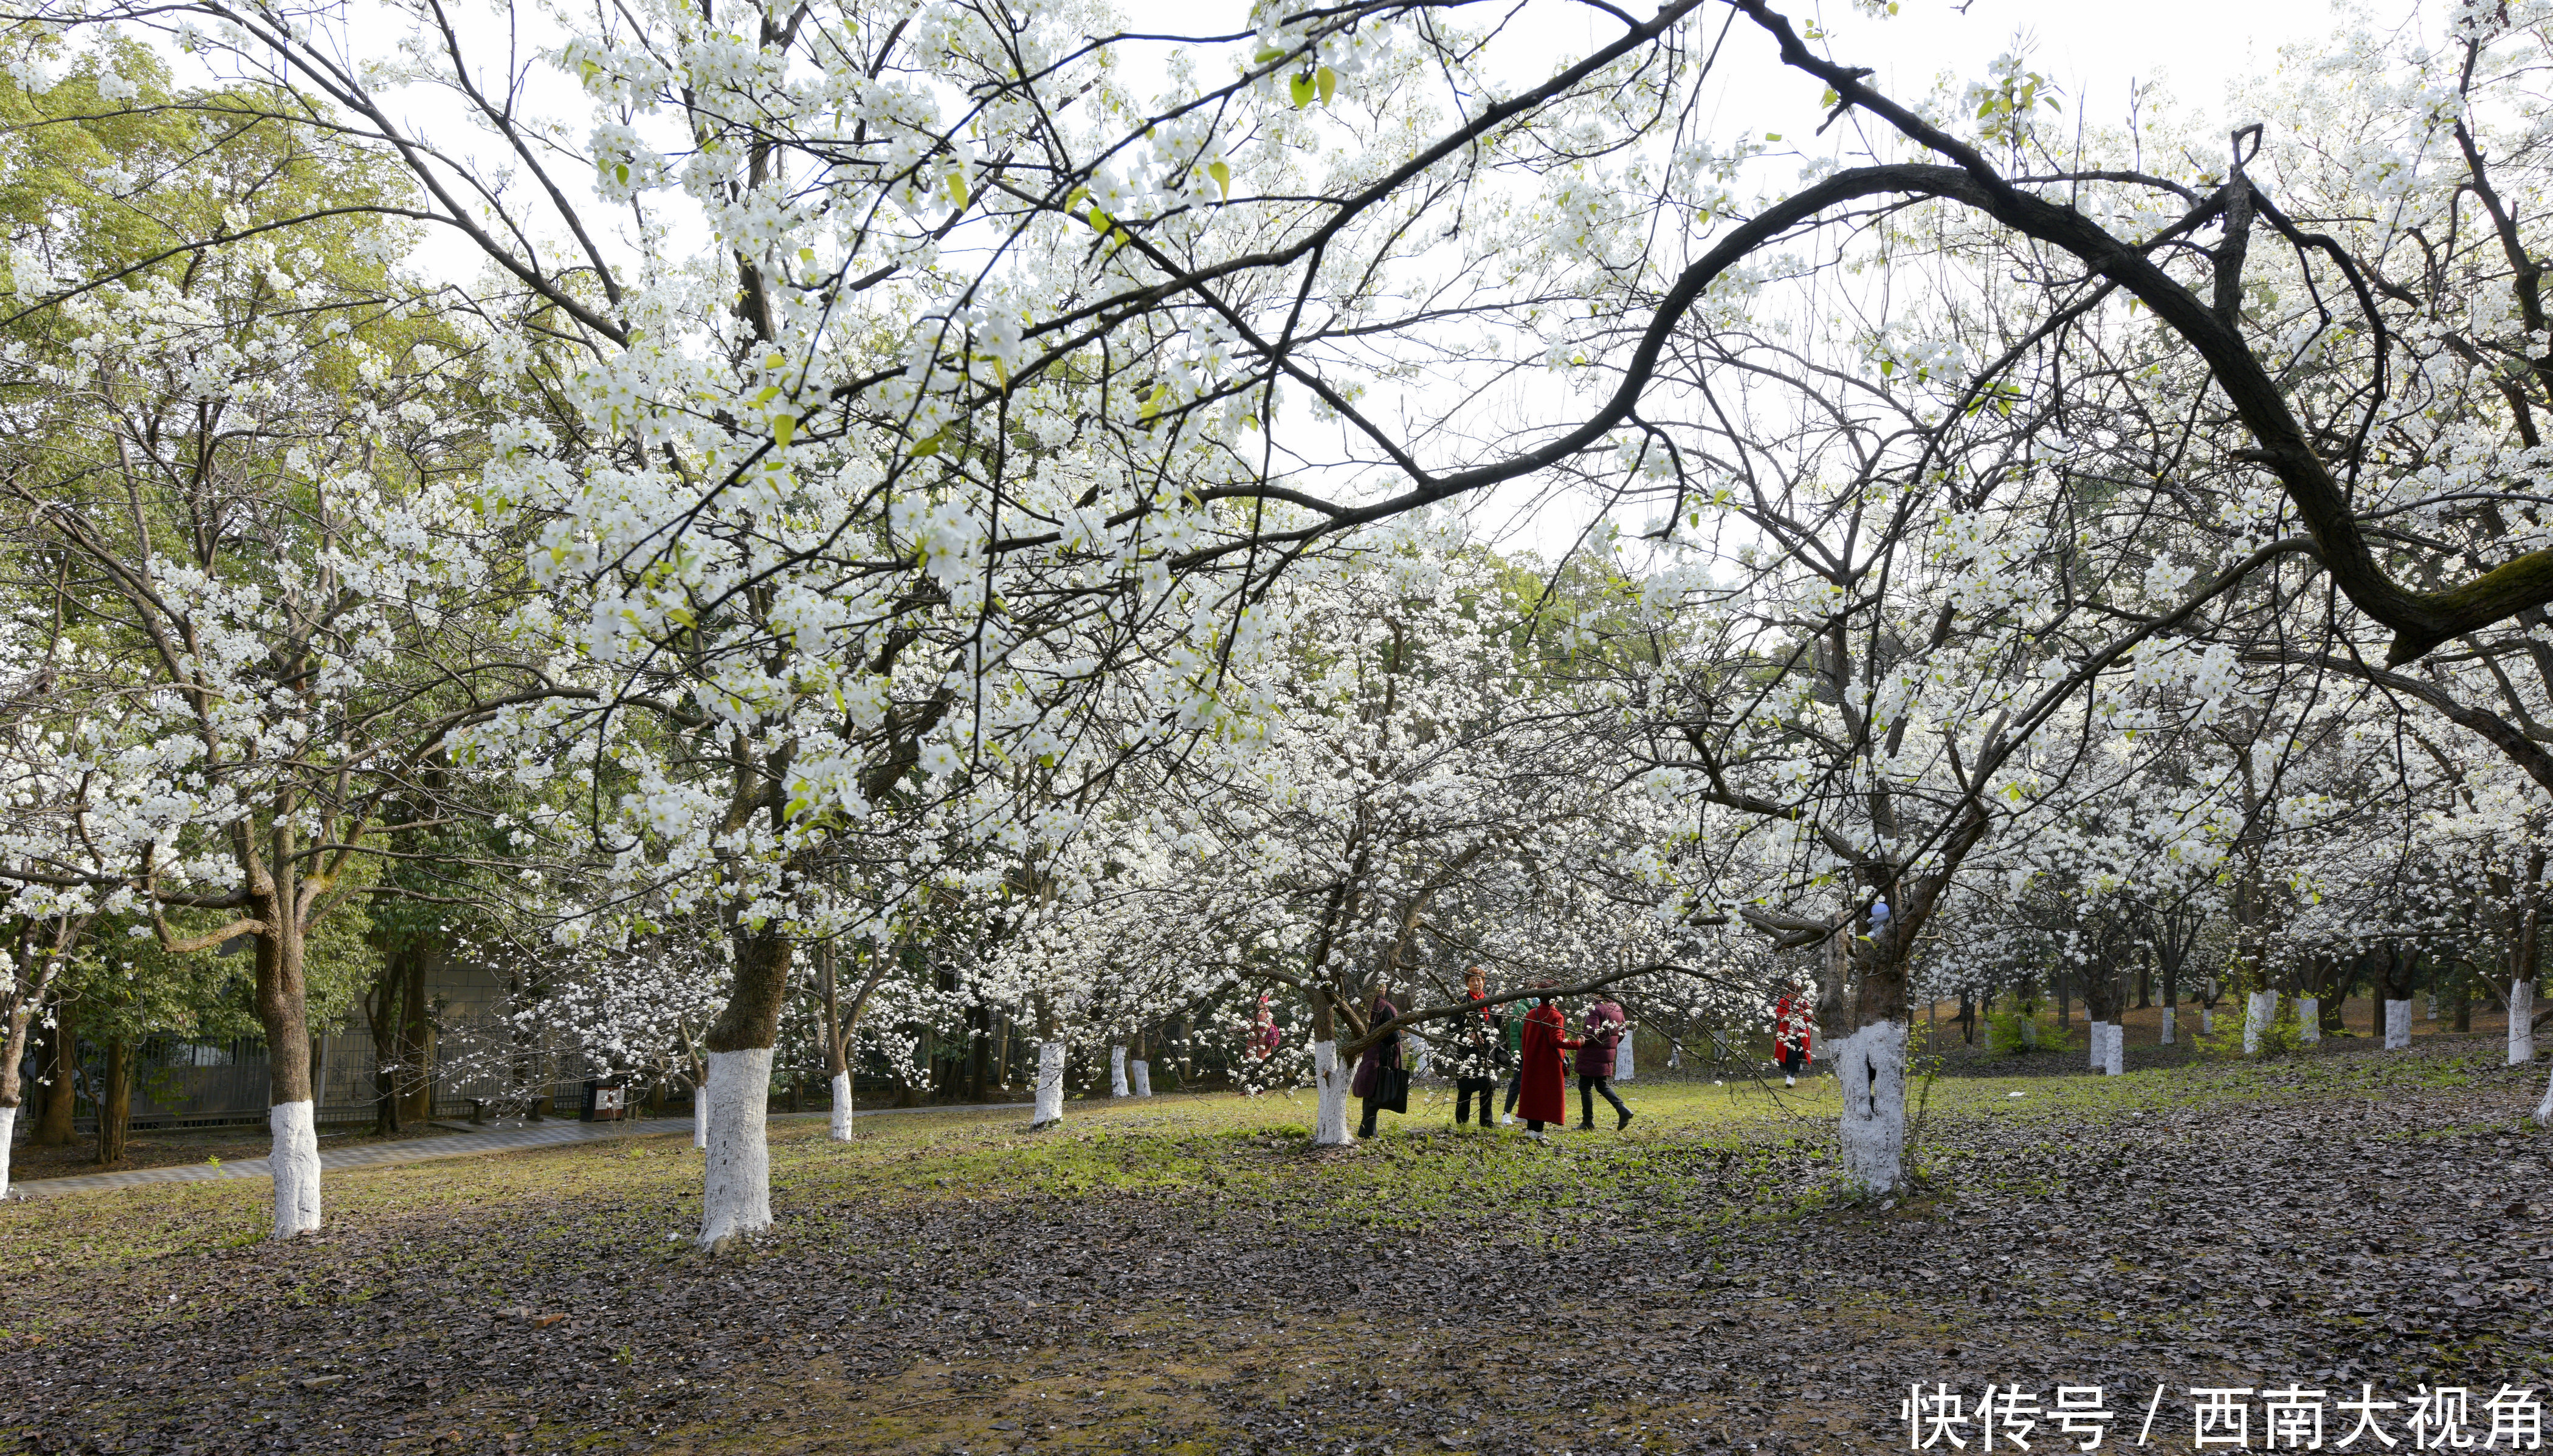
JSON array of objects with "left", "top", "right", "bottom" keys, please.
[
  {"left": 1514, "top": 984, "right": 1580, "bottom": 1142},
  {"left": 1249, "top": 994, "right": 1281, "bottom": 1060},
  {"left": 1774, "top": 984, "right": 1815, "bottom": 1087}
]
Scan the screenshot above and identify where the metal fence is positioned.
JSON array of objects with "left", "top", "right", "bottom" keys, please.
[{"left": 36, "top": 1032, "right": 596, "bottom": 1132}]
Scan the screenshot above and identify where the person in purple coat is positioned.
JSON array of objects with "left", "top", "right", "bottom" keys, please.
[
  {"left": 1576, "top": 994, "right": 1633, "bottom": 1131},
  {"left": 1351, "top": 986, "right": 1402, "bottom": 1139}
]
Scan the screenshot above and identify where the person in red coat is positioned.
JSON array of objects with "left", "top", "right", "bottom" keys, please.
[
  {"left": 1774, "top": 984, "right": 1815, "bottom": 1087},
  {"left": 1514, "top": 984, "right": 1580, "bottom": 1142}
]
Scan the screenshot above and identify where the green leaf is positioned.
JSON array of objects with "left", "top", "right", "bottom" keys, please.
[
  {"left": 1253, "top": 45, "right": 1286, "bottom": 63},
  {"left": 1207, "top": 160, "right": 1230, "bottom": 199},
  {"left": 947, "top": 171, "right": 969, "bottom": 210},
  {"left": 1141, "top": 382, "right": 1171, "bottom": 421},
  {"left": 1289, "top": 72, "right": 1315, "bottom": 109},
  {"left": 1315, "top": 66, "right": 1336, "bottom": 106},
  {"left": 772, "top": 414, "right": 794, "bottom": 448},
  {"left": 911, "top": 433, "right": 945, "bottom": 458}
]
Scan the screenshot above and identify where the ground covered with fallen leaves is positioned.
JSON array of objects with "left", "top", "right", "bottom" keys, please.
[{"left": 4, "top": 1033, "right": 2545, "bottom": 1456}]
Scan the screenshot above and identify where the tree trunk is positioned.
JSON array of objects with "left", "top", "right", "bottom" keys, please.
[
  {"left": 2451, "top": 969, "right": 2472, "bottom": 1032},
  {"left": 2243, "top": 989, "right": 2278, "bottom": 1055},
  {"left": 2081, "top": 967, "right": 2122, "bottom": 1076},
  {"left": 2135, "top": 949, "right": 2152, "bottom": 1009},
  {"left": 1028, "top": 998, "right": 1065, "bottom": 1128},
  {"left": 1311, "top": 988, "right": 1351, "bottom": 1145},
  {"left": 399, "top": 947, "right": 436, "bottom": 1125},
  {"left": 252, "top": 881, "right": 321, "bottom": 1240},
  {"left": 34, "top": 1000, "right": 75, "bottom": 1147},
  {"left": 95, "top": 1037, "right": 131, "bottom": 1166},
  {"left": 697, "top": 925, "right": 791, "bottom": 1246},
  {"left": 1109, "top": 1042, "right": 1130, "bottom": 1097},
  {"left": 822, "top": 947, "right": 853, "bottom": 1142}
]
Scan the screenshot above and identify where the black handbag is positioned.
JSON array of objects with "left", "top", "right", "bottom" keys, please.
[{"left": 1377, "top": 1064, "right": 1410, "bottom": 1114}]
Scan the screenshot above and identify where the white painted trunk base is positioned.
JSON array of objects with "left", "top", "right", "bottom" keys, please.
[
  {"left": 1835, "top": 1020, "right": 1907, "bottom": 1193},
  {"left": 270, "top": 1100, "right": 322, "bottom": 1238},
  {"left": 2201, "top": 1008, "right": 2213, "bottom": 1035},
  {"left": 1032, "top": 1041, "right": 1064, "bottom": 1127},
  {"left": 1129, "top": 1059, "right": 1151, "bottom": 1097},
  {"left": 692, "top": 1079, "right": 709, "bottom": 1149},
  {"left": 1311, "top": 1040, "right": 1352, "bottom": 1145},
  {"left": 2089, "top": 1021, "right": 2123, "bottom": 1076},
  {"left": 2427, "top": 992, "right": 2438, "bottom": 1020},
  {"left": 2510, "top": 981, "right": 2536, "bottom": 1066},
  {"left": 1109, "top": 1043, "right": 1129, "bottom": 1097},
  {"left": 2159, "top": 1006, "right": 2176, "bottom": 1045},
  {"left": 2243, "top": 991, "right": 2276, "bottom": 1055},
  {"left": 2297, "top": 997, "right": 2320, "bottom": 1045},
  {"left": 0, "top": 1105, "right": 15, "bottom": 1201},
  {"left": 698, "top": 1048, "right": 773, "bottom": 1248},
  {"left": 2383, "top": 1000, "right": 2411, "bottom": 1050},
  {"left": 2536, "top": 1065, "right": 2553, "bottom": 1128},
  {"left": 1614, "top": 1034, "right": 1635, "bottom": 1081},
  {"left": 828, "top": 1071, "right": 853, "bottom": 1141}
]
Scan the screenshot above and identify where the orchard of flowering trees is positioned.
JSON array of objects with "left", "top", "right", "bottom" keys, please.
[{"left": 1, "top": 0, "right": 2549, "bottom": 1244}]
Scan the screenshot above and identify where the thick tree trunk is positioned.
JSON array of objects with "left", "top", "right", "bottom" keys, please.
[
  {"left": 2159, "top": 1005, "right": 2176, "bottom": 1046},
  {"left": 2513, "top": 979, "right": 2537, "bottom": 1066},
  {"left": 1614, "top": 1028, "right": 1635, "bottom": 1081},
  {"left": 1311, "top": 991, "right": 1350, "bottom": 1145},
  {"left": 95, "top": 1037, "right": 131, "bottom": 1165},
  {"left": 1109, "top": 1042, "right": 1129, "bottom": 1097},
  {"left": 2383, "top": 999, "right": 2411, "bottom": 1049},
  {"left": 2243, "top": 990, "right": 2276, "bottom": 1056},
  {"left": 698, "top": 1048, "right": 773, "bottom": 1246},
  {"left": 698, "top": 927, "right": 791, "bottom": 1246},
  {"left": 2296, "top": 996, "right": 2320, "bottom": 1045},
  {"left": 1835, "top": 1018, "right": 1907, "bottom": 1191},
  {"left": 254, "top": 887, "right": 321, "bottom": 1240},
  {"left": 2535, "top": 1065, "right": 2553, "bottom": 1128},
  {"left": 1838, "top": 942, "right": 1912, "bottom": 1192},
  {"left": 1032, "top": 1040, "right": 1064, "bottom": 1127}
]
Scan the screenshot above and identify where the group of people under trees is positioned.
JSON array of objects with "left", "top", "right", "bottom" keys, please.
[{"left": 1347, "top": 969, "right": 1636, "bottom": 1144}]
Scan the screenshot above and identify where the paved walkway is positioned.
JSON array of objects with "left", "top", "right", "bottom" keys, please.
[{"left": 7, "top": 1101, "right": 1029, "bottom": 1201}]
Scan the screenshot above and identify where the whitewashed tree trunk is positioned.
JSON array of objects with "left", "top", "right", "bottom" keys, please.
[
  {"left": 2535, "top": 1064, "right": 2553, "bottom": 1128},
  {"left": 1835, "top": 1019, "right": 1907, "bottom": 1193},
  {"left": 2102, "top": 1022, "right": 2124, "bottom": 1076},
  {"left": 2297, "top": 997, "right": 2320, "bottom": 1045},
  {"left": 2159, "top": 1006, "right": 2176, "bottom": 1045},
  {"left": 2426, "top": 991, "right": 2438, "bottom": 1020},
  {"left": 2087, "top": 1021, "right": 2109, "bottom": 1072},
  {"left": 1410, "top": 1037, "right": 1431, "bottom": 1080},
  {"left": 269, "top": 1100, "right": 322, "bottom": 1238},
  {"left": 0, "top": 1105, "right": 15, "bottom": 1201},
  {"left": 2383, "top": 1000, "right": 2411, "bottom": 1050},
  {"left": 2021, "top": 1017, "right": 2039, "bottom": 1050},
  {"left": 2243, "top": 991, "right": 2276, "bottom": 1055},
  {"left": 1311, "top": 1040, "right": 1352, "bottom": 1145},
  {"left": 828, "top": 1071, "right": 853, "bottom": 1141},
  {"left": 1108, "top": 1043, "right": 1129, "bottom": 1097},
  {"left": 698, "top": 1048, "right": 773, "bottom": 1248},
  {"left": 1129, "top": 1059, "right": 1152, "bottom": 1097},
  {"left": 2201, "top": 1008, "right": 2213, "bottom": 1035},
  {"left": 1614, "top": 1032, "right": 1635, "bottom": 1081},
  {"left": 1031, "top": 1040, "right": 1064, "bottom": 1127},
  {"left": 2510, "top": 981, "right": 2535, "bottom": 1066}
]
